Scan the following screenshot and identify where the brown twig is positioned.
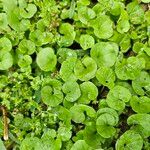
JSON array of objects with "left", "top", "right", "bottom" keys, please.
[{"left": 0, "top": 106, "right": 9, "bottom": 140}]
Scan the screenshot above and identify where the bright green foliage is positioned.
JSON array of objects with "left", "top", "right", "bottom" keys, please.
[
  {"left": 106, "top": 85, "right": 131, "bottom": 111},
  {"left": 74, "top": 56, "right": 97, "bottom": 81},
  {"left": 78, "top": 81, "right": 98, "bottom": 104},
  {"left": 132, "top": 71, "right": 150, "bottom": 96},
  {"left": 41, "top": 79, "right": 63, "bottom": 107},
  {"left": 117, "top": 9, "right": 130, "bottom": 34},
  {"left": 96, "top": 66, "right": 116, "bottom": 88},
  {"left": 62, "top": 81, "right": 81, "bottom": 102},
  {"left": 127, "top": 114, "right": 150, "bottom": 134},
  {"left": 70, "top": 104, "right": 96, "bottom": 123},
  {"left": 115, "top": 57, "right": 145, "bottom": 80},
  {"left": 91, "top": 42, "right": 119, "bottom": 67},
  {"left": 96, "top": 108, "right": 119, "bottom": 138},
  {"left": 0, "top": 51, "right": 13, "bottom": 70},
  {"left": 116, "top": 130, "right": 143, "bottom": 150},
  {"left": 0, "top": 0, "right": 150, "bottom": 149},
  {"left": 91, "top": 14, "right": 113, "bottom": 39},
  {"left": 0, "top": 37, "right": 12, "bottom": 52},
  {"left": 71, "top": 140, "right": 92, "bottom": 150},
  {"left": 79, "top": 34, "right": 95, "bottom": 50},
  {"left": 58, "top": 23, "right": 76, "bottom": 47},
  {"left": 60, "top": 57, "right": 77, "bottom": 81},
  {"left": 36, "top": 48, "right": 57, "bottom": 72},
  {"left": 130, "top": 96, "right": 150, "bottom": 113},
  {"left": 17, "top": 39, "right": 36, "bottom": 55}
]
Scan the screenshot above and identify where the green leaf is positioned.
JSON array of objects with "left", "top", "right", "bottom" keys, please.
[
  {"left": 17, "top": 39, "right": 36, "bottom": 55},
  {"left": 78, "top": 81, "right": 98, "bottom": 104},
  {"left": 116, "top": 130, "right": 143, "bottom": 150},
  {"left": 36, "top": 47, "right": 57, "bottom": 72},
  {"left": 74, "top": 56, "right": 97, "bottom": 81},
  {"left": 79, "top": 34, "right": 95, "bottom": 50},
  {"left": 77, "top": 5, "right": 96, "bottom": 25},
  {"left": 117, "top": 9, "right": 130, "bottom": 34},
  {"left": 127, "top": 114, "right": 150, "bottom": 135},
  {"left": 83, "top": 122, "right": 104, "bottom": 149},
  {"left": 115, "top": 57, "right": 145, "bottom": 80},
  {"left": 91, "top": 42, "right": 119, "bottom": 67},
  {"left": 0, "top": 51, "right": 13, "bottom": 70},
  {"left": 20, "top": 3, "right": 37, "bottom": 18},
  {"left": 96, "top": 66, "right": 116, "bottom": 89},
  {"left": 41, "top": 79, "right": 63, "bottom": 107},
  {"left": 30, "top": 30, "right": 53, "bottom": 46},
  {"left": 0, "top": 13, "right": 8, "bottom": 30},
  {"left": 18, "top": 55, "right": 32, "bottom": 68},
  {"left": 130, "top": 96, "right": 150, "bottom": 113},
  {"left": 60, "top": 57, "right": 77, "bottom": 81},
  {"left": 0, "top": 37, "right": 12, "bottom": 52},
  {"left": 91, "top": 14, "right": 113, "bottom": 39},
  {"left": 141, "top": 0, "right": 150, "bottom": 3},
  {"left": 58, "top": 23, "right": 76, "bottom": 47},
  {"left": 126, "top": 1, "right": 144, "bottom": 24},
  {"left": 132, "top": 71, "right": 150, "bottom": 96},
  {"left": 62, "top": 81, "right": 81, "bottom": 102},
  {"left": 58, "top": 126, "right": 72, "bottom": 141},
  {"left": 70, "top": 104, "right": 96, "bottom": 123},
  {"left": 71, "top": 140, "right": 92, "bottom": 150},
  {"left": 0, "top": 139, "right": 6, "bottom": 150},
  {"left": 106, "top": 85, "right": 131, "bottom": 111},
  {"left": 96, "top": 108, "right": 119, "bottom": 138}
]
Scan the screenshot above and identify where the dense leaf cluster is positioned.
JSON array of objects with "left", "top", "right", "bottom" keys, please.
[{"left": 0, "top": 0, "right": 150, "bottom": 149}]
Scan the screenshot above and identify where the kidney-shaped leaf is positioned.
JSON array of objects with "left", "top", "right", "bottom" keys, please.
[
  {"left": 91, "top": 42, "right": 119, "bottom": 67},
  {"left": 106, "top": 85, "right": 131, "bottom": 111},
  {"left": 78, "top": 81, "right": 98, "bottom": 104},
  {"left": 74, "top": 56, "right": 97, "bottom": 81},
  {"left": 36, "top": 48, "right": 57, "bottom": 72},
  {"left": 116, "top": 130, "right": 143, "bottom": 150},
  {"left": 0, "top": 37, "right": 12, "bottom": 52},
  {"left": 0, "top": 51, "right": 13, "bottom": 70}
]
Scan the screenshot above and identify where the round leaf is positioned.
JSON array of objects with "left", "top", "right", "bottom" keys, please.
[
  {"left": 74, "top": 56, "right": 97, "bottom": 81},
  {"left": 0, "top": 37, "right": 12, "bottom": 52},
  {"left": 36, "top": 48, "right": 57, "bottom": 72},
  {"left": 91, "top": 42, "right": 119, "bottom": 67}
]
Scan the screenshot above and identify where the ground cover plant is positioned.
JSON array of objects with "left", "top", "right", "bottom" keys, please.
[{"left": 0, "top": 0, "right": 150, "bottom": 149}]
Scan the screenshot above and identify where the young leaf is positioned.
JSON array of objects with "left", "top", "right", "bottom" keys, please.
[
  {"left": 126, "top": 1, "right": 144, "bottom": 24},
  {"left": 17, "top": 39, "right": 36, "bottom": 55},
  {"left": 0, "top": 37, "right": 12, "bottom": 52},
  {"left": 130, "top": 96, "right": 150, "bottom": 113},
  {"left": 91, "top": 14, "right": 113, "bottom": 39},
  {"left": 91, "top": 42, "right": 119, "bottom": 67},
  {"left": 117, "top": 9, "right": 130, "bottom": 34},
  {"left": 0, "top": 13, "right": 8, "bottom": 30},
  {"left": 79, "top": 34, "right": 95, "bottom": 50},
  {"left": 96, "top": 108, "right": 119, "bottom": 138},
  {"left": 132, "top": 71, "right": 150, "bottom": 96},
  {"left": 127, "top": 114, "right": 150, "bottom": 135},
  {"left": 106, "top": 85, "right": 131, "bottom": 111},
  {"left": 115, "top": 57, "right": 145, "bottom": 80},
  {"left": 77, "top": 5, "right": 96, "bottom": 25},
  {"left": 74, "top": 56, "right": 97, "bottom": 81},
  {"left": 18, "top": 55, "right": 32, "bottom": 68},
  {"left": 58, "top": 23, "right": 76, "bottom": 47},
  {"left": 78, "top": 81, "right": 98, "bottom": 104},
  {"left": 19, "top": 3, "right": 37, "bottom": 18},
  {"left": 96, "top": 66, "right": 116, "bottom": 89},
  {"left": 70, "top": 104, "right": 96, "bottom": 123},
  {"left": 71, "top": 140, "right": 92, "bottom": 150},
  {"left": 36, "top": 47, "right": 57, "bottom": 72},
  {"left": 0, "top": 51, "right": 13, "bottom": 70},
  {"left": 62, "top": 81, "right": 81, "bottom": 102},
  {"left": 41, "top": 79, "right": 63, "bottom": 107},
  {"left": 58, "top": 126, "right": 72, "bottom": 141},
  {"left": 60, "top": 57, "right": 77, "bottom": 81},
  {"left": 116, "top": 130, "right": 143, "bottom": 150}
]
